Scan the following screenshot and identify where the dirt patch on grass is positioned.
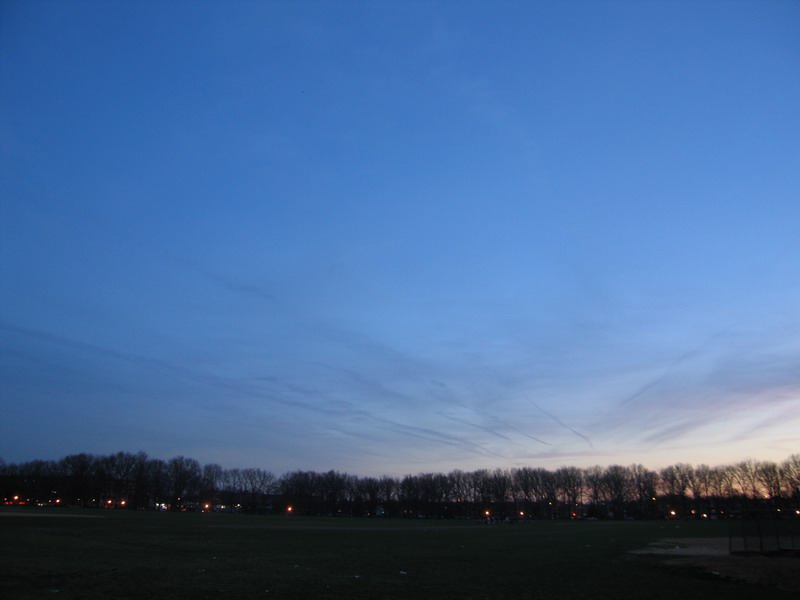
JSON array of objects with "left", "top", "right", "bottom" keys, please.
[
  {"left": 632, "top": 537, "right": 800, "bottom": 593},
  {"left": 631, "top": 537, "right": 729, "bottom": 556}
]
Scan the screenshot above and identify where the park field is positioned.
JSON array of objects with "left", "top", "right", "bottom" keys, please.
[{"left": 0, "top": 508, "right": 795, "bottom": 599}]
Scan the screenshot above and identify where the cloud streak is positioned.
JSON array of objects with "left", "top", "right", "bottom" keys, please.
[{"left": 531, "top": 402, "right": 593, "bottom": 449}]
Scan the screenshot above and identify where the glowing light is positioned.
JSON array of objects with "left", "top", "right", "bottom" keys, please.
[
  {"left": 485, "top": 510, "right": 490, "bottom": 516},
  {"left": 120, "top": 500, "right": 126, "bottom": 506},
  {"left": 13, "top": 496, "right": 19, "bottom": 501},
  {"left": 287, "top": 506, "right": 293, "bottom": 513},
  {"left": 519, "top": 512, "right": 524, "bottom": 517},
  {"left": 669, "top": 510, "right": 676, "bottom": 516}
]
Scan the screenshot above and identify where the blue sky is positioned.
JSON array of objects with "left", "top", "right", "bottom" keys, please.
[{"left": 2, "top": 0, "right": 799, "bottom": 476}]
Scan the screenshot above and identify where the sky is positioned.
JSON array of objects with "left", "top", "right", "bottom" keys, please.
[{"left": 1, "top": 0, "right": 799, "bottom": 477}]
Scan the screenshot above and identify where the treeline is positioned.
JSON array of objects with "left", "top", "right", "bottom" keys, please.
[{"left": 1, "top": 453, "right": 798, "bottom": 519}]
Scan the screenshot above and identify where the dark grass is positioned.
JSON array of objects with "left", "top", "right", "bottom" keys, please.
[{"left": 0, "top": 508, "right": 791, "bottom": 599}]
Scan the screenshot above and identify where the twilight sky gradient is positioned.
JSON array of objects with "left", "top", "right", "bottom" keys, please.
[{"left": 2, "top": 1, "right": 799, "bottom": 476}]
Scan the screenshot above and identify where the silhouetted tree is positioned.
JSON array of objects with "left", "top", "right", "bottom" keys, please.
[
  {"left": 4, "top": 452, "right": 798, "bottom": 520},
  {"left": 602, "top": 465, "right": 632, "bottom": 519},
  {"left": 59, "top": 453, "right": 95, "bottom": 506},
  {"left": 378, "top": 475, "right": 399, "bottom": 515},
  {"left": 540, "top": 468, "right": 558, "bottom": 518},
  {"left": 674, "top": 463, "right": 695, "bottom": 516},
  {"left": 279, "top": 470, "right": 319, "bottom": 514},
  {"left": 469, "top": 469, "right": 492, "bottom": 510},
  {"left": 105, "top": 451, "right": 139, "bottom": 504},
  {"left": 692, "top": 464, "right": 714, "bottom": 516},
  {"left": 583, "top": 466, "right": 605, "bottom": 517},
  {"left": 128, "top": 451, "right": 150, "bottom": 509},
  {"left": 167, "top": 456, "right": 201, "bottom": 509},
  {"left": 630, "top": 464, "right": 658, "bottom": 518},
  {"left": 734, "top": 459, "right": 761, "bottom": 504},
  {"left": 318, "top": 470, "right": 349, "bottom": 515},
  {"left": 448, "top": 469, "right": 472, "bottom": 516},
  {"left": 490, "top": 469, "right": 513, "bottom": 514},
  {"left": 755, "top": 461, "right": 783, "bottom": 505},
  {"left": 783, "top": 454, "right": 800, "bottom": 504},
  {"left": 512, "top": 467, "right": 537, "bottom": 516},
  {"left": 659, "top": 464, "right": 688, "bottom": 515},
  {"left": 713, "top": 465, "right": 738, "bottom": 514},
  {"left": 400, "top": 474, "right": 422, "bottom": 516},
  {"left": 201, "top": 463, "right": 223, "bottom": 504},
  {"left": 555, "top": 466, "right": 583, "bottom": 518},
  {"left": 358, "top": 476, "right": 381, "bottom": 516},
  {"left": 147, "top": 458, "right": 170, "bottom": 508}
]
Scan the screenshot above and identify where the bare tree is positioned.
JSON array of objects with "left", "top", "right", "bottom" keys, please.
[
  {"left": 555, "top": 466, "right": 583, "bottom": 518},
  {"left": 400, "top": 474, "right": 422, "bottom": 516},
  {"left": 674, "top": 463, "right": 695, "bottom": 516},
  {"left": 782, "top": 454, "right": 800, "bottom": 503},
  {"left": 734, "top": 459, "right": 761, "bottom": 502},
  {"left": 279, "top": 470, "right": 319, "bottom": 514},
  {"left": 240, "top": 468, "right": 275, "bottom": 508},
  {"left": 129, "top": 451, "right": 150, "bottom": 509},
  {"left": 469, "top": 469, "right": 492, "bottom": 509},
  {"left": 755, "top": 461, "right": 783, "bottom": 504},
  {"left": 378, "top": 475, "right": 398, "bottom": 515},
  {"left": 602, "top": 465, "right": 632, "bottom": 519},
  {"left": 448, "top": 470, "right": 472, "bottom": 505},
  {"left": 5, "top": 451, "right": 800, "bottom": 519},
  {"left": 358, "top": 476, "right": 381, "bottom": 516},
  {"left": 59, "top": 453, "right": 95, "bottom": 507},
  {"left": 316, "top": 470, "right": 349, "bottom": 514},
  {"left": 490, "top": 468, "right": 513, "bottom": 508},
  {"left": 146, "top": 458, "right": 170, "bottom": 508},
  {"left": 201, "top": 463, "right": 223, "bottom": 503},
  {"left": 583, "top": 466, "right": 605, "bottom": 517},
  {"left": 167, "top": 456, "right": 201, "bottom": 509},
  {"left": 511, "top": 467, "right": 540, "bottom": 509},
  {"left": 104, "top": 451, "right": 139, "bottom": 504},
  {"left": 630, "top": 464, "right": 658, "bottom": 518},
  {"left": 693, "top": 464, "right": 714, "bottom": 516}
]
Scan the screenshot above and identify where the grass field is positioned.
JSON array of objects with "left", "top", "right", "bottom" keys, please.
[{"left": 0, "top": 508, "right": 794, "bottom": 599}]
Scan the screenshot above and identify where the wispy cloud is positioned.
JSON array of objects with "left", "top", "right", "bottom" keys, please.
[
  {"left": 437, "top": 411, "right": 514, "bottom": 442},
  {"left": 580, "top": 329, "right": 800, "bottom": 455},
  {"left": 531, "top": 402, "right": 593, "bottom": 449},
  {"left": 169, "top": 256, "right": 278, "bottom": 305}
]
